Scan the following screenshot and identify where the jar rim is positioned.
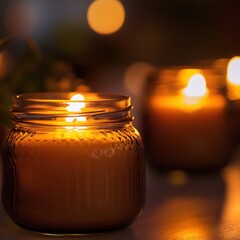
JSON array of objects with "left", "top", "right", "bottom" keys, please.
[
  {"left": 12, "top": 92, "right": 133, "bottom": 128},
  {"left": 15, "top": 92, "right": 130, "bottom": 103}
]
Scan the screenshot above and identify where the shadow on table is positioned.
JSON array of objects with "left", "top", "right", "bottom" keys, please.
[
  {"left": 7, "top": 228, "right": 137, "bottom": 240},
  {"left": 0, "top": 205, "right": 137, "bottom": 240}
]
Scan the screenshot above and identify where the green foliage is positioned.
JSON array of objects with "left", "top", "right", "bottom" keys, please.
[{"left": 0, "top": 37, "right": 88, "bottom": 128}]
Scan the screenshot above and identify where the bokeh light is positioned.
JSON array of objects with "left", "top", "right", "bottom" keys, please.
[{"left": 87, "top": 0, "right": 125, "bottom": 35}]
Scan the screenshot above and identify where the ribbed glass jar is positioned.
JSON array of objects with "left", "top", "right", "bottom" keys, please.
[{"left": 2, "top": 92, "right": 145, "bottom": 234}]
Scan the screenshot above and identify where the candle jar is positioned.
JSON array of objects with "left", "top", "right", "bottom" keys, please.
[
  {"left": 2, "top": 92, "right": 145, "bottom": 234},
  {"left": 143, "top": 68, "right": 236, "bottom": 172},
  {"left": 221, "top": 57, "right": 240, "bottom": 145}
]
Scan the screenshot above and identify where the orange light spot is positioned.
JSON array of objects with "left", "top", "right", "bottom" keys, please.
[{"left": 87, "top": 0, "right": 125, "bottom": 35}]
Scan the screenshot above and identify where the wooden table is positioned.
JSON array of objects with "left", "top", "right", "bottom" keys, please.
[{"left": 1, "top": 157, "right": 240, "bottom": 240}]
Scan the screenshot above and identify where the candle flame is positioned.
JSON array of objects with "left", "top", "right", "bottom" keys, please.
[
  {"left": 66, "top": 94, "right": 86, "bottom": 123},
  {"left": 227, "top": 56, "right": 240, "bottom": 85},
  {"left": 183, "top": 74, "right": 208, "bottom": 97},
  {"left": 67, "top": 94, "right": 85, "bottom": 112}
]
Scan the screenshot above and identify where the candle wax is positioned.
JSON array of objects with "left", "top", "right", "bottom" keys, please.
[
  {"left": 146, "top": 93, "right": 233, "bottom": 171},
  {"left": 3, "top": 126, "right": 145, "bottom": 233}
]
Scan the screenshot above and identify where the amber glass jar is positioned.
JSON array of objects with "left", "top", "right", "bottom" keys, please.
[
  {"left": 2, "top": 92, "right": 145, "bottom": 234},
  {"left": 143, "top": 68, "right": 237, "bottom": 172}
]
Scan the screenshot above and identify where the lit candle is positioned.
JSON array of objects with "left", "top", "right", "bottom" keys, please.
[
  {"left": 227, "top": 56, "right": 240, "bottom": 100},
  {"left": 145, "top": 72, "right": 232, "bottom": 171},
  {"left": 2, "top": 92, "right": 145, "bottom": 234},
  {"left": 226, "top": 56, "right": 240, "bottom": 144}
]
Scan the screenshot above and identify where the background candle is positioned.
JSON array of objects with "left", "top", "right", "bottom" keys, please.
[
  {"left": 2, "top": 92, "right": 145, "bottom": 234},
  {"left": 227, "top": 56, "right": 240, "bottom": 100},
  {"left": 225, "top": 56, "right": 240, "bottom": 144},
  {"left": 144, "top": 72, "right": 234, "bottom": 171}
]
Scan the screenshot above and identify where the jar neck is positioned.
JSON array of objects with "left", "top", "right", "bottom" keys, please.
[{"left": 12, "top": 92, "right": 133, "bottom": 129}]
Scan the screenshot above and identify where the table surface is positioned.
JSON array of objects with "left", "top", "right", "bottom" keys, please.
[{"left": 1, "top": 156, "right": 240, "bottom": 240}]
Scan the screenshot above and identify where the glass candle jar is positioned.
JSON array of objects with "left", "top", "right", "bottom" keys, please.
[
  {"left": 2, "top": 92, "right": 145, "bottom": 234},
  {"left": 143, "top": 68, "right": 236, "bottom": 172}
]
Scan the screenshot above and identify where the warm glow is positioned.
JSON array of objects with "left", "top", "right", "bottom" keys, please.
[
  {"left": 227, "top": 56, "right": 240, "bottom": 85},
  {"left": 183, "top": 74, "right": 208, "bottom": 98},
  {"left": 124, "top": 62, "right": 154, "bottom": 95},
  {"left": 174, "top": 229, "right": 208, "bottom": 240},
  {"left": 167, "top": 170, "right": 188, "bottom": 185},
  {"left": 221, "top": 166, "right": 240, "bottom": 223},
  {"left": 66, "top": 94, "right": 86, "bottom": 123},
  {"left": 178, "top": 69, "right": 201, "bottom": 87},
  {"left": 87, "top": 0, "right": 125, "bottom": 35},
  {"left": 67, "top": 94, "right": 85, "bottom": 112}
]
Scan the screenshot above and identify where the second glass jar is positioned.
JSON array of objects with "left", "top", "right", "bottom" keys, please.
[{"left": 143, "top": 67, "right": 237, "bottom": 172}]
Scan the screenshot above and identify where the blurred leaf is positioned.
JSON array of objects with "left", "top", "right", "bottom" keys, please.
[{"left": 25, "top": 37, "right": 42, "bottom": 61}]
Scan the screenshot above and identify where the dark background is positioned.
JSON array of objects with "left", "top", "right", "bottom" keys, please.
[
  {"left": 0, "top": 0, "right": 240, "bottom": 128},
  {"left": 0, "top": 0, "right": 239, "bottom": 65}
]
